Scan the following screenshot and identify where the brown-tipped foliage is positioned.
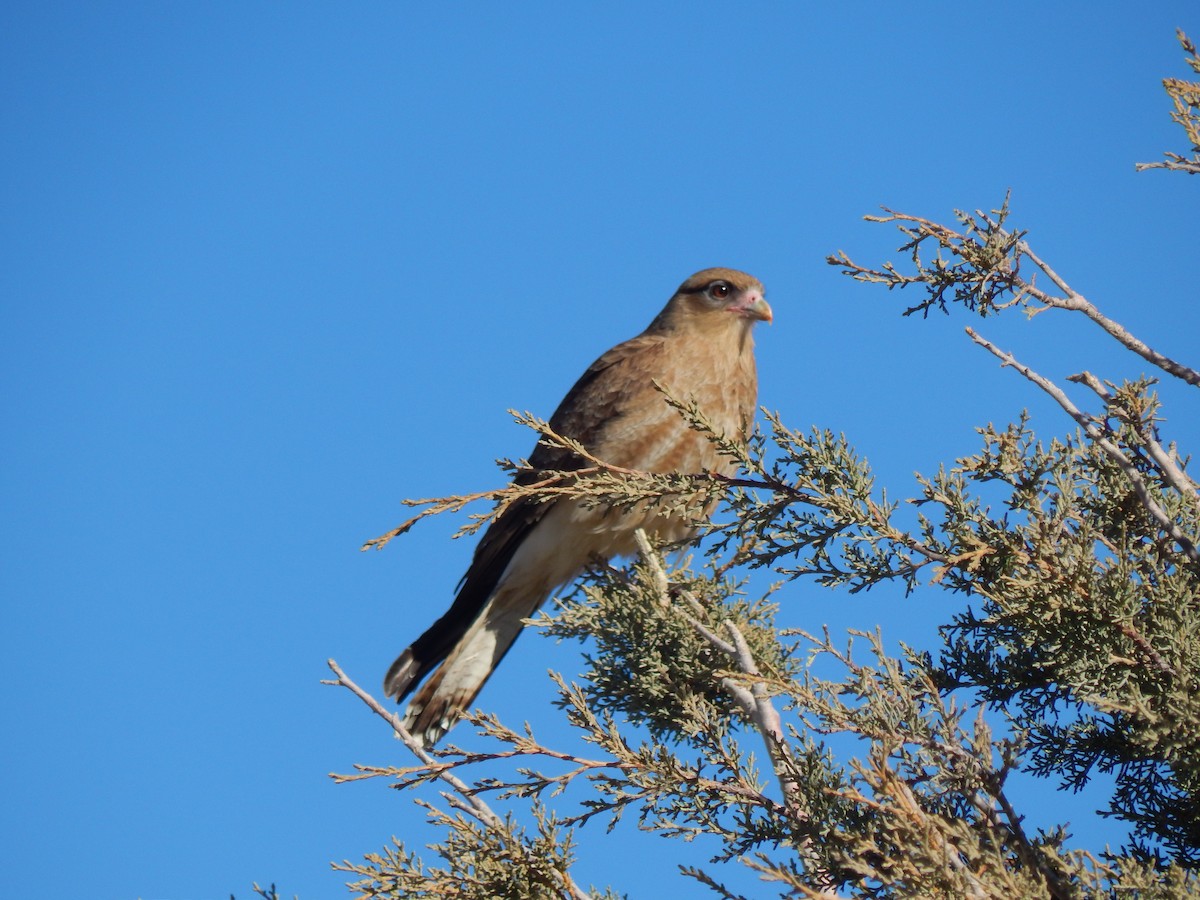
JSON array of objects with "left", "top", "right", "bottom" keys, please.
[{"left": 328, "top": 33, "right": 1200, "bottom": 900}]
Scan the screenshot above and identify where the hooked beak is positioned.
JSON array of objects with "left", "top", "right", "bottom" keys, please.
[{"left": 731, "top": 292, "right": 773, "bottom": 324}]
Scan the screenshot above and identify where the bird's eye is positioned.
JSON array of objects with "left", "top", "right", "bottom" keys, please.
[{"left": 709, "top": 282, "right": 731, "bottom": 300}]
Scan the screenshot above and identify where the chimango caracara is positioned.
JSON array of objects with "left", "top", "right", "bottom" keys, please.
[{"left": 385, "top": 268, "right": 772, "bottom": 747}]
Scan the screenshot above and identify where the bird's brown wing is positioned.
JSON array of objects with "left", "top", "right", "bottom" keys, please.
[
  {"left": 383, "top": 332, "right": 668, "bottom": 701},
  {"left": 386, "top": 268, "right": 768, "bottom": 746},
  {"left": 528, "top": 332, "right": 669, "bottom": 471}
]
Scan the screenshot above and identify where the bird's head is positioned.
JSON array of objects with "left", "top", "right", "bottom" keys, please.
[
  {"left": 650, "top": 267, "right": 772, "bottom": 337},
  {"left": 678, "top": 268, "right": 772, "bottom": 322}
]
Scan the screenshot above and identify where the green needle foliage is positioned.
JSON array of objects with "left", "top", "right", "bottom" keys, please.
[
  {"left": 540, "top": 557, "right": 801, "bottom": 742},
  {"left": 328, "top": 31, "right": 1200, "bottom": 900}
]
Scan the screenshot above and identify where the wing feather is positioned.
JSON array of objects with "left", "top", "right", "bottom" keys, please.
[{"left": 385, "top": 333, "right": 668, "bottom": 701}]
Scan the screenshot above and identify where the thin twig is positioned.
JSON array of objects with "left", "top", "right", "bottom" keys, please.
[
  {"left": 836, "top": 204, "right": 1200, "bottom": 389},
  {"left": 1116, "top": 622, "right": 1179, "bottom": 678},
  {"left": 634, "top": 528, "right": 671, "bottom": 607},
  {"left": 709, "top": 471, "right": 955, "bottom": 566},
  {"left": 363, "top": 411, "right": 720, "bottom": 553},
  {"left": 1014, "top": 242, "right": 1200, "bottom": 387},
  {"left": 991, "top": 784, "right": 1075, "bottom": 900},
  {"left": 324, "top": 659, "right": 597, "bottom": 900},
  {"left": 324, "top": 659, "right": 503, "bottom": 826},
  {"left": 966, "top": 328, "right": 1199, "bottom": 564},
  {"left": 630, "top": 538, "right": 836, "bottom": 890},
  {"left": 1069, "top": 371, "right": 1200, "bottom": 507},
  {"left": 1135, "top": 156, "right": 1200, "bottom": 175}
]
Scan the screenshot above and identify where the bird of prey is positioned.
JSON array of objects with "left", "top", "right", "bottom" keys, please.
[{"left": 385, "top": 267, "right": 772, "bottom": 747}]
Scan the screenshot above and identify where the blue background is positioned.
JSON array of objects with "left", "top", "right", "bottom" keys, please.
[{"left": 4, "top": 4, "right": 1198, "bottom": 898}]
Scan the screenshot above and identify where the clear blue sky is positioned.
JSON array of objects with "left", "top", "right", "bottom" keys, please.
[{"left": 3, "top": 4, "right": 1198, "bottom": 898}]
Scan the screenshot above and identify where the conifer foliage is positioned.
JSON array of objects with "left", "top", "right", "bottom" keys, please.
[{"left": 328, "top": 32, "right": 1200, "bottom": 899}]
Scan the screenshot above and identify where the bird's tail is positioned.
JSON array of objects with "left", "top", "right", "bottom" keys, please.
[{"left": 385, "top": 584, "right": 536, "bottom": 748}]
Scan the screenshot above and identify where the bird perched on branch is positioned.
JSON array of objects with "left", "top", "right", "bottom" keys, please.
[{"left": 384, "top": 267, "right": 772, "bottom": 746}]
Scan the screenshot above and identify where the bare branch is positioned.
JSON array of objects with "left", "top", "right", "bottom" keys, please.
[
  {"left": 1069, "top": 371, "right": 1200, "bottom": 507},
  {"left": 628, "top": 537, "right": 838, "bottom": 890},
  {"left": 324, "top": 660, "right": 597, "bottom": 900},
  {"left": 836, "top": 201, "right": 1200, "bottom": 388},
  {"left": 965, "top": 328, "right": 1199, "bottom": 564},
  {"left": 1015, "top": 242, "right": 1200, "bottom": 387},
  {"left": 324, "top": 659, "right": 504, "bottom": 827},
  {"left": 1134, "top": 154, "right": 1200, "bottom": 175},
  {"left": 633, "top": 528, "right": 671, "bottom": 606}
]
